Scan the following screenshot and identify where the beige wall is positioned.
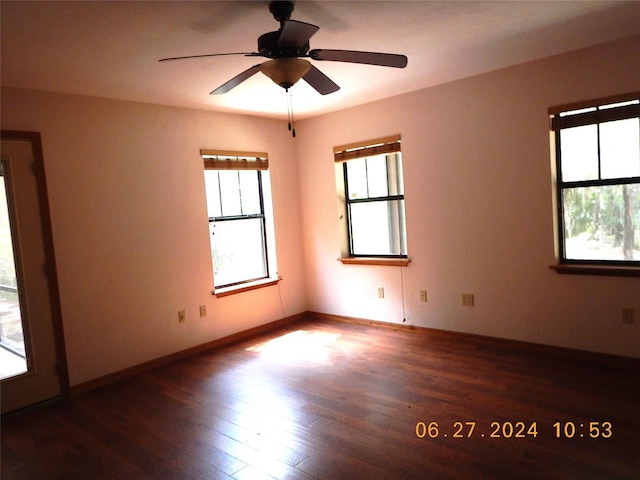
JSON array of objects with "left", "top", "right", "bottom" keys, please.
[
  {"left": 1, "top": 91, "right": 307, "bottom": 385},
  {"left": 1, "top": 35, "right": 639, "bottom": 388},
  {"left": 296, "top": 35, "right": 640, "bottom": 358}
]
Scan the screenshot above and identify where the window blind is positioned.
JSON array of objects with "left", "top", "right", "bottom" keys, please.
[
  {"left": 549, "top": 93, "right": 640, "bottom": 131},
  {"left": 201, "top": 149, "right": 269, "bottom": 170},
  {"left": 550, "top": 103, "right": 640, "bottom": 131},
  {"left": 333, "top": 135, "right": 401, "bottom": 162}
]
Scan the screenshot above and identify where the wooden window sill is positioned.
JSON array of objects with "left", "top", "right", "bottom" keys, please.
[
  {"left": 213, "top": 277, "right": 281, "bottom": 297},
  {"left": 338, "top": 257, "right": 410, "bottom": 267},
  {"left": 550, "top": 264, "right": 640, "bottom": 277}
]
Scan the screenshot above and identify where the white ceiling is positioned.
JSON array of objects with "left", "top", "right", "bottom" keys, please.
[{"left": 2, "top": 1, "right": 640, "bottom": 120}]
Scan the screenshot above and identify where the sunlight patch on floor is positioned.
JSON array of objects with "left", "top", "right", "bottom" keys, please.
[{"left": 247, "top": 330, "right": 342, "bottom": 365}]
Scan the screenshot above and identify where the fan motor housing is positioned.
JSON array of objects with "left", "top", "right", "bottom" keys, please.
[{"left": 258, "top": 31, "right": 309, "bottom": 58}]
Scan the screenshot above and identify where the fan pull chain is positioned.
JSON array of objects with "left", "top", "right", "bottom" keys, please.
[{"left": 286, "top": 88, "right": 296, "bottom": 138}]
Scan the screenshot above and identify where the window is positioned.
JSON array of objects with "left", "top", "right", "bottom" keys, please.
[
  {"left": 335, "top": 135, "right": 408, "bottom": 261},
  {"left": 550, "top": 94, "right": 640, "bottom": 269},
  {"left": 202, "top": 150, "right": 278, "bottom": 292}
]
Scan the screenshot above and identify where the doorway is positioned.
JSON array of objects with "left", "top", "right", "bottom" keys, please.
[
  {"left": 0, "top": 158, "right": 28, "bottom": 380},
  {"left": 0, "top": 131, "right": 68, "bottom": 414}
]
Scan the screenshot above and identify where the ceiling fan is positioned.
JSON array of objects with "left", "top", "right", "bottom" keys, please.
[{"left": 159, "top": 1, "right": 408, "bottom": 97}]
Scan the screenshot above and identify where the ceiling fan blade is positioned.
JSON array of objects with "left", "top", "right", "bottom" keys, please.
[
  {"left": 159, "top": 52, "right": 256, "bottom": 62},
  {"left": 302, "top": 64, "right": 340, "bottom": 95},
  {"left": 309, "top": 49, "right": 408, "bottom": 68},
  {"left": 210, "top": 64, "right": 263, "bottom": 95},
  {"left": 278, "top": 19, "right": 319, "bottom": 50}
]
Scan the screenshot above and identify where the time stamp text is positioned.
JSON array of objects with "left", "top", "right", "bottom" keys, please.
[{"left": 415, "top": 421, "right": 613, "bottom": 439}]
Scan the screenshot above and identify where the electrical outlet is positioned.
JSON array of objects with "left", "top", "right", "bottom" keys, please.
[
  {"left": 420, "top": 290, "right": 427, "bottom": 302},
  {"left": 461, "top": 293, "right": 474, "bottom": 307},
  {"left": 178, "top": 310, "right": 186, "bottom": 323},
  {"left": 378, "top": 287, "right": 385, "bottom": 298},
  {"left": 622, "top": 308, "right": 634, "bottom": 324},
  {"left": 199, "top": 305, "right": 207, "bottom": 318}
]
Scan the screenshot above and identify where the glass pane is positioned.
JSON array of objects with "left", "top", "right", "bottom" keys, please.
[
  {"left": 0, "top": 166, "right": 28, "bottom": 380},
  {"left": 559, "top": 107, "right": 597, "bottom": 117},
  {"left": 366, "top": 156, "right": 388, "bottom": 198},
  {"left": 346, "top": 159, "right": 368, "bottom": 200},
  {"left": 599, "top": 100, "right": 639, "bottom": 110},
  {"left": 218, "top": 170, "right": 241, "bottom": 217},
  {"left": 563, "top": 185, "right": 640, "bottom": 261},
  {"left": 203, "top": 171, "right": 222, "bottom": 218},
  {"left": 350, "top": 200, "right": 406, "bottom": 256},
  {"left": 600, "top": 118, "right": 640, "bottom": 179},
  {"left": 560, "top": 125, "right": 598, "bottom": 182},
  {"left": 210, "top": 218, "right": 267, "bottom": 287},
  {"left": 238, "top": 170, "right": 261, "bottom": 215}
]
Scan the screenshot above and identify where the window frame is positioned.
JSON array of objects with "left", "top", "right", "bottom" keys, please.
[
  {"left": 549, "top": 93, "right": 640, "bottom": 276},
  {"left": 201, "top": 150, "right": 280, "bottom": 293},
  {"left": 334, "top": 135, "right": 409, "bottom": 265}
]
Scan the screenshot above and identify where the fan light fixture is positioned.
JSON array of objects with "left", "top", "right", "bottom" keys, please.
[
  {"left": 259, "top": 58, "right": 311, "bottom": 90},
  {"left": 259, "top": 58, "right": 311, "bottom": 137}
]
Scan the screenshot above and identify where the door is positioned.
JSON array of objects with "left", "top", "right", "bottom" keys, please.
[{"left": 1, "top": 131, "right": 68, "bottom": 414}]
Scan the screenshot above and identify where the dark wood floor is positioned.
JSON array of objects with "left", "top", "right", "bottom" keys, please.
[{"left": 2, "top": 314, "right": 640, "bottom": 479}]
